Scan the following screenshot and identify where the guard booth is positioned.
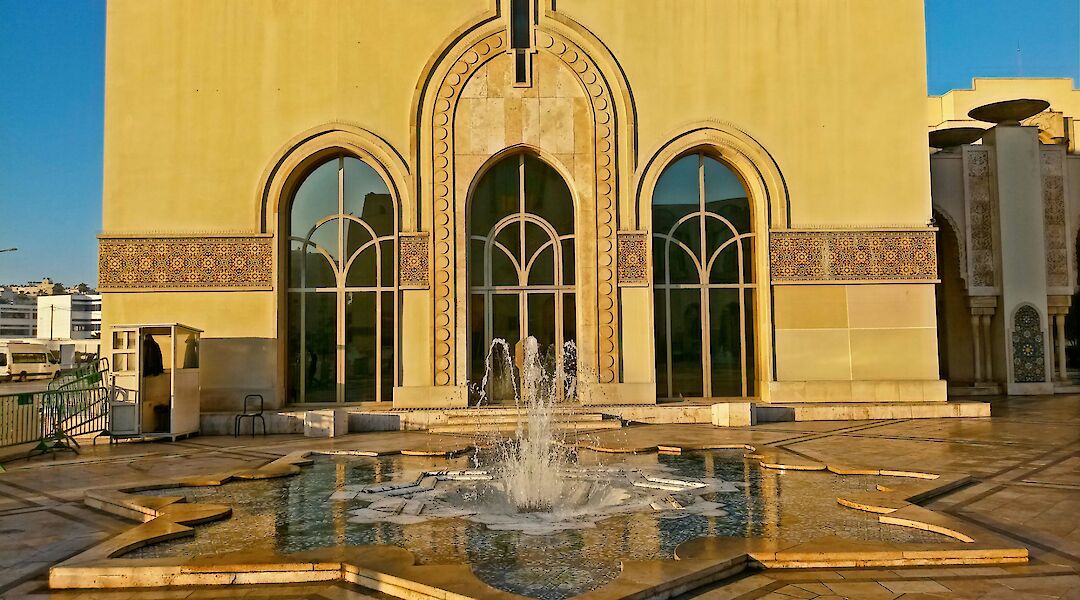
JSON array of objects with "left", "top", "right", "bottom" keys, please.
[{"left": 108, "top": 324, "right": 201, "bottom": 441}]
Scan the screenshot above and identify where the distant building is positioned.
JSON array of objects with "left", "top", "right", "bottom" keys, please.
[
  {"left": 0, "top": 299, "right": 37, "bottom": 338},
  {"left": 37, "top": 294, "right": 102, "bottom": 340},
  {"left": 10, "top": 278, "right": 65, "bottom": 296}
]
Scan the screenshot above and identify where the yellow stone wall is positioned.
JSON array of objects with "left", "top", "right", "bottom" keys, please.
[{"left": 102, "top": 0, "right": 939, "bottom": 408}]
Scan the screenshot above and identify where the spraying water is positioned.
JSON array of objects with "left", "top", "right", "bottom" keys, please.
[{"left": 473, "top": 336, "right": 579, "bottom": 511}]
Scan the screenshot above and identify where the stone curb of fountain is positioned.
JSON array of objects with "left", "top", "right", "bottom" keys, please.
[{"left": 48, "top": 443, "right": 1030, "bottom": 600}]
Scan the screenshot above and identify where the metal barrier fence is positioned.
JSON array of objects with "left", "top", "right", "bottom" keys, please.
[
  {"left": 1, "top": 359, "right": 111, "bottom": 450},
  {"left": 49, "top": 358, "right": 109, "bottom": 391}
]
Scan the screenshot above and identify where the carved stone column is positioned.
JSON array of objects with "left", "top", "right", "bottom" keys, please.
[
  {"left": 1047, "top": 297, "right": 1072, "bottom": 383},
  {"left": 968, "top": 296, "right": 998, "bottom": 385}
]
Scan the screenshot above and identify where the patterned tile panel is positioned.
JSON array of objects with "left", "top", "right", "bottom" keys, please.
[
  {"left": 1012, "top": 305, "right": 1047, "bottom": 383},
  {"left": 617, "top": 231, "right": 648, "bottom": 287},
  {"left": 99, "top": 236, "right": 273, "bottom": 290},
  {"left": 399, "top": 232, "right": 430, "bottom": 289},
  {"left": 769, "top": 230, "right": 937, "bottom": 283}
]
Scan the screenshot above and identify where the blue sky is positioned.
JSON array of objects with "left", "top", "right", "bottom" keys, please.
[{"left": 0, "top": 0, "right": 1077, "bottom": 286}]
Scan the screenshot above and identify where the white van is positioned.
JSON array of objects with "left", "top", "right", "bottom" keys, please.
[{"left": 0, "top": 341, "right": 60, "bottom": 382}]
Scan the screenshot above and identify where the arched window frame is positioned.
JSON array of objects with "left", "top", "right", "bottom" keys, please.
[
  {"left": 652, "top": 151, "right": 756, "bottom": 399},
  {"left": 466, "top": 151, "right": 577, "bottom": 402},
  {"left": 285, "top": 152, "right": 400, "bottom": 404}
]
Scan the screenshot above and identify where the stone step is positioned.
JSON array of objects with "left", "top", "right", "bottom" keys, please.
[
  {"left": 444, "top": 412, "right": 604, "bottom": 425},
  {"left": 755, "top": 401, "right": 990, "bottom": 422},
  {"left": 428, "top": 420, "right": 622, "bottom": 434}
]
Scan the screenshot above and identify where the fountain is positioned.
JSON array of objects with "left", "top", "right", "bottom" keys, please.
[
  {"left": 119, "top": 337, "right": 959, "bottom": 599},
  {"left": 490, "top": 336, "right": 570, "bottom": 512}
]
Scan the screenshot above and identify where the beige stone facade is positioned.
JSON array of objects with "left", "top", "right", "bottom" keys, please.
[{"left": 100, "top": 0, "right": 942, "bottom": 411}]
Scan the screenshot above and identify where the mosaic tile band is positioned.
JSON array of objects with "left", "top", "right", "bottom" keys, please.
[
  {"left": 769, "top": 229, "right": 938, "bottom": 283},
  {"left": 99, "top": 237, "right": 274, "bottom": 290}
]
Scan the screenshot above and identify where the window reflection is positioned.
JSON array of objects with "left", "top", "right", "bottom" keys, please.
[
  {"left": 468, "top": 154, "right": 575, "bottom": 404},
  {"left": 653, "top": 153, "right": 755, "bottom": 398},
  {"left": 287, "top": 155, "right": 397, "bottom": 403}
]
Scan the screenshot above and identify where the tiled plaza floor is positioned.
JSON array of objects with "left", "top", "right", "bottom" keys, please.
[{"left": 1, "top": 394, "right": 1079, "bottom": 599}]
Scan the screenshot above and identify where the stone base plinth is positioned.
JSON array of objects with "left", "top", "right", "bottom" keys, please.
[{"left": 304, "top": 409, "right": 349, "bottom": 437}]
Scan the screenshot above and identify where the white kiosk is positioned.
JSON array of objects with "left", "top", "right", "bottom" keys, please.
[{"left": 108, "top": 323, "right": 201, "bottom": 441}]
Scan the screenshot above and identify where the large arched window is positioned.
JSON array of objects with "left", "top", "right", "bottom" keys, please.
[
  {"left": 286, "top": 155, "right": 397, "bottom": 403},
  {"left": 653, "top": 152, "right": 755, "bottom": 398},
  {"left": 468, "top": 153, "right": 576, "bottom": 402}
]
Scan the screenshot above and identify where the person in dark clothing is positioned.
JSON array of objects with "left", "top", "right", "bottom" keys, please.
[{"left": 143, "top": 335, "right": 164, "bottom": 376}]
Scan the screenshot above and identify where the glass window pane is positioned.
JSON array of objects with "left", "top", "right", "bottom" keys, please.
[
  {"left": 380, "top": 291, "right": 395, "bottom": 402},
  {"left": 309, "top": 219, "right": 339, "bottom": 264},
  {"left": 472, "top": 158, "right": 519, "bottom": 240},
  {"left": 380, "top": 238, "right": 395, "bottom": 288},
  {"left": 705, "top": 214, "right": 736, "bottom": 259},
  {"left": 666, "top": 238, "right": 700, "bottom": 285},
  {"left": 494, "top": 220, "right": 521, "bottom": 269},
  {"left": 527, "top": 244, "right": 555, "bottom": 286},
  {"left": 287, "top": 293, "right": 302, "bottom": 403},
  {"left": 489, "top": 294, "right": 520, "bottom": 404},
  {"left": 562, "top": 293, "right": 577, "bottom": 397},
  {"left": 654, "top": 290, "right": 669, "bottom": 398},
  {"left": 345, "top": 291, "right": 377, "bottom": 403},
  {"left": 527, "top": 293, "right": 556, "bottom": 355},
  {"left": 468, "top": 293, "right": 487, "bottom": 396},
  {"left": 490, "top": 242, "right": 519, "bottom": 287},
  {"left": 345, "top": 247, "right": 377, "bottom": 288},
  {"left": 291, "top": 158, "right": 339, "bottom": 238},
  {"left": 562, "top": 239, "right": 575, "bottom": 285},
  {"left": 743, "top": 237, "right": 755, "bottom": 283},
  {"left": 652, "top": 154, "right": 698, "bottom": 236},
  {"left": 343, "top": 218, "right": 373, "bottom": 261},
  {"left": 745, "top": 289, "right": 756, "bottom": 397},
  {"left": 703, "top": 156, "right": 750, "bottom": 233},
  {"left": 709, "top": 243, "right": 742, "bottom": 284},
  {"left": 301, "top": 291, "right": 336, "bottom": 403},
  {"left": 470, "top": 238, "right": 487, "bottom": 287},
  {"left": 671, "top": 217, "right": 701, "bottom": 264},
  {"left": 667, "top": 288, "right": 703, "bottom": 398},
  {"left": 343, "top": 157, "right": 392, "bottom": 235},
  {"left": 709, "top": 288, "right": 742, "bottom": 397},
  {"left": 295, "top": 243, "right": 336, "bottom": 288},
  {"left": 524, "top": 220, "right": 552, "bottom": 265},
  {"left": 524, "top": 155, "right": 574, "bottom": 235}
]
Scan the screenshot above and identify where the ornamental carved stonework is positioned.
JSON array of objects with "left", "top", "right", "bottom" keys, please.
[
  {"left": 427, "top": 29, "right": 622, "bottom": 385},
  {"left": 399, "top": 232, "right": 430, "bottom": 289},
  {"left": 1012, "top": 305, "right": 1046, "bottom": 383},
  {"left": 540, "top": 31, "right": 622, "bottom": 383},
  {"left": 617, "top": 231, "right": 648, "bottom": 286},
  {"left": 769, "top": 230, "right": 937, "bottom": 282},
  {"left": 1042, "top": 149, "right": 1068, "bottom": 289},
  {"left": 964, "top": 149, "right": 996, "bottom": 288},
  {"left": 98, "top": 237, "right": 273, "bottom": 290},
  {"left": 428, "top": 31, "right": 507, "bottom": 387}
]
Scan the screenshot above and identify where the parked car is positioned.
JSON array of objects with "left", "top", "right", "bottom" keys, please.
[{"left": 0, "top": 341, "right": 61, "bottom": 382}]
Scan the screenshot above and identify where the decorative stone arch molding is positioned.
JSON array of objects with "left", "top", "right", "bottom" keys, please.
[
  {"left": 257, "top": 123, "right": 414, "bottom": 235},
  {"left": 932, "top": 205, "right": 968, "bottom": 290},
  {"left": 414, "top": 7, "right": 636, "bottom": 390},
  {"left": 634, "top": 122, "right": 789, "bottom": 233}
]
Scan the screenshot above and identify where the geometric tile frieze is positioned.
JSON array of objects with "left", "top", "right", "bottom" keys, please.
[
  {"left": 770, "top": 229, "right": 938, "bottom": 283},
  {"left": 98, "top": 236, "right": 273, "bottom": 290}
]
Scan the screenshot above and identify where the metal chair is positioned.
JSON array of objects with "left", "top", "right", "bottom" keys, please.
[{"left": 233, "top": 394, "right": 266, "bottom": 437}]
